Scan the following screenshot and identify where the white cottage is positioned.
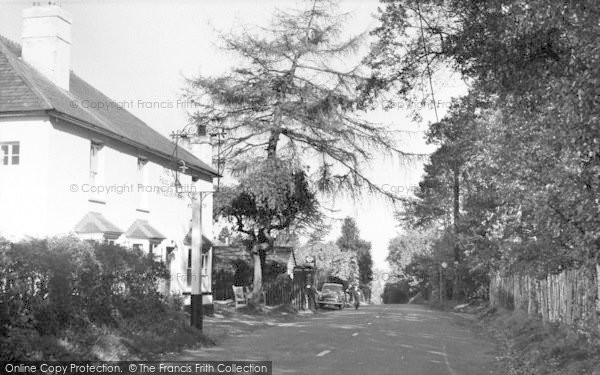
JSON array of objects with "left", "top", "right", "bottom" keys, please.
[{"left": 0, "top": 4, "right": 217, "bottom": 312}]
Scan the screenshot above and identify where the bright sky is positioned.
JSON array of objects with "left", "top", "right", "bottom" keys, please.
[{"left": 0, "top": 0, "right": 465, "bottom": 271}]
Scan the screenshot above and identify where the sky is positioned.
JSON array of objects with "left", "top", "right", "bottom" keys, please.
[{"left": 0, "top": 0, "right": 465, "bottom": 271}]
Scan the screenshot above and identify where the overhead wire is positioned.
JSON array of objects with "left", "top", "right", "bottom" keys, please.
[{"left": 416, "top": 0, "right": 439, "bottom": 123}]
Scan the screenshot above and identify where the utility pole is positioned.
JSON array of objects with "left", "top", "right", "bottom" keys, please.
[
  {"left": 210, "top": 128, "right": 227, "bottom": 192},
  {"left": 440, "top": 261, "right": 448, "bottom": 303},
  {"left": 171, "top": 126, "right": 215, "bottom": 330},
  {"left": 190, "top": 192, "right": 203, "bottom": 330}
]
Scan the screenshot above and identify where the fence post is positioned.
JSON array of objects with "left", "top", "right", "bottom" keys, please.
[{"left": 596, "top": 264, "right": 600, "bottom": 326}]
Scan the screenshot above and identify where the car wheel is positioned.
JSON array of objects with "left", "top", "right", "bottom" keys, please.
[{"left": 339, "top": 303, "right": 343, "bottom": 310}]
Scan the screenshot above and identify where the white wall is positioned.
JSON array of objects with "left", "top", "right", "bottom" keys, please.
[
  {"left": 0, "top": 117, "right": 52, "bottom": 239},
  {"left": 0, "top": 116, "right": 214, "bottom": 298}
]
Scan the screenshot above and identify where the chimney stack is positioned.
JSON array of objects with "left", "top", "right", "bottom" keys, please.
[{"left": 21, "top": 3, "right": 72, "bottom": 90}]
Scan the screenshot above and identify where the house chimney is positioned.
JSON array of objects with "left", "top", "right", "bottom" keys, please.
[{"left": 21, "top": 3, "right": 72, "bottom": 90}]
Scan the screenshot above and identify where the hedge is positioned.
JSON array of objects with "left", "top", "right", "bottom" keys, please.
[{"left": 0, "top": 235, "right": 175, "bottom": 360}]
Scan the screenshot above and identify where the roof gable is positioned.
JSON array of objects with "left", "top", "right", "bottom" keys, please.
[
  {"left": 74, "top": 212, "right": 123, "bottom": 235},
  {"left": 125, "top": 219, "right": 165, "bottom": 240}
]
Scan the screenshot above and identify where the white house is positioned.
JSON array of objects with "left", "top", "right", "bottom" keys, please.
[{"left": 0, "top": 4, "right": 218, "bottom": 312}]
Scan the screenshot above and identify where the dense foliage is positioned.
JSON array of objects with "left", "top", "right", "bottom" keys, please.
[
  {"left": 214, "top": 159, "right": 320, "bottom": 295},
  {"left": 336, "top": 217, "right": 373, "bottom": 287},
  {"left": 296, "top": 241, "right": 357, "bottom": 289},
  {"left": 0, "top": 236, "right": 200, "bottom": 360},
  {"left": 369, "top": 0, "right": 600, "bottom": 308}
]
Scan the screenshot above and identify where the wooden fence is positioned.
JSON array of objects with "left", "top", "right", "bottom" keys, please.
[
  {"left": 489, "top": 264, "right": 600, "bottom": 327},
  {"left": 264, "top": 278, "right": 305, "bottom": 309},
  {"left": 213, "top": 274, "right": 311, "bottom": 310},
  {"left": 263, "top": 274, "right": 318, "bottom": 310}
]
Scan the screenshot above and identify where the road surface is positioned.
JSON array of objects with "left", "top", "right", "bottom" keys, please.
[{"left": 177, "top": 304, "right": 501, "bottom": 375}]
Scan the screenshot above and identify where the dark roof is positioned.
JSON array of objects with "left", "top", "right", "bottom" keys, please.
[
  {"left": 125, "top": 219, "right": 165, "bottom": 240},
  {"left": 0, "top": 35, "right": 218, "bottom": 179},
  {"left": 74, "top": 212, "right": 123, "bottom": 235}
]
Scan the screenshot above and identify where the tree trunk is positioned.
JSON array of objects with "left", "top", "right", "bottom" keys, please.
[
  {"left": 260, "top": 247, "right": 267, "bottom": 282},
  {"left": 250, "top": 229, "right": 272, "bottom": 305},
  {"left": 252, "top": 247, "right": 262, "bottom": 300}
]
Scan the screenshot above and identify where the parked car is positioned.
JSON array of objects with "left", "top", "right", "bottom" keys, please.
[{"left": 317, "top": 283, "right": 345, "bottom": 309}]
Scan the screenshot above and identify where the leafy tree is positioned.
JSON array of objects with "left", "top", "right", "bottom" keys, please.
[
  {"left": 368, "top": 0, "right": 600, "bottom": 307},
  {"left": 402, "top": 253, "right": 435, "bottom": 299},
  {"left": 214, "top": 159, "right": 320, "bottom": 298},
  {"left": 356, "top": 243, "right": 373, "bottom": 286},
  {"left": 386, "top": 228, "right": 436, "bottom": 272},
  {"left": 387, "top": 228, "right": 448, "bottom": 300},
  {"left": 296, "top": 241, "right": 357, "bottom": 288},
  {"left": 336, "top": 217, "right": 373, "bottom": 285}
]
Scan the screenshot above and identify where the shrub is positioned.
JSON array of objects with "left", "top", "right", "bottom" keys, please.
[{"left": 0, "top": 235, "right": 180, "bottom": 360}]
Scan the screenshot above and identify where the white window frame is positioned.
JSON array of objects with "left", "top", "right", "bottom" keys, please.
[
  {"left": 137, "top": 158, "right": 149, "bottom": 210},
  {"left": 201, "top": 253, "right": 209, "bottom": 277},
  {"left": 149, "top": 241, "right": 162, "bottom": 260},
  {"left": 1, "top": 142, "right": 20, "bottom": 166},
  {"left": 89, "top": 142, "right": 105, "bottom": 202}
]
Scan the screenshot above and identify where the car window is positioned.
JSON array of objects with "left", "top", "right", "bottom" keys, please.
[{"left": 322, "top": 284, "right": 342, "bottom": 292}]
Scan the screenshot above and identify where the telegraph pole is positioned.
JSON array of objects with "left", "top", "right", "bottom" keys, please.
[{"left": 190, "top": 192, "right": 203, "bottom": 330}]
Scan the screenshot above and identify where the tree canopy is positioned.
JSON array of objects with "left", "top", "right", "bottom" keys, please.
[
  {"left": 336, "top": 217, "right": 373, "bottom": 286},
  {"left": 296, "top": 241, "right": 358, "bottom": 287},
  {"left": 367, "top": 0, "right": 600, "bottom": 300},
  {"left": 186, "top": 0, "right": 421, "bottom": 199}
]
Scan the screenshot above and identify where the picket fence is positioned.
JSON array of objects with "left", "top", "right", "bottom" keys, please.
[{"left": 489, "top": 264, "right": 600, "bottom": 326}]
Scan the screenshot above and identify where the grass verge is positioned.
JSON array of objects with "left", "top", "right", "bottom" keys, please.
[
  {"left": 2, "top": 308, "right": 214, "bottom": 361},
  {"left": 479, "top": 307, "right": 600, "bottom": 375}
]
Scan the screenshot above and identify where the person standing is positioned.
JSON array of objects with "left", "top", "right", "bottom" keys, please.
[{"left": 347, "top": 284, "right": 360, "bottom": 310}]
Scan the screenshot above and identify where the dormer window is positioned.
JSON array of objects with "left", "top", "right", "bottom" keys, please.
[{"left": 1, "top": 142, "right": 20, "bottom": 165}]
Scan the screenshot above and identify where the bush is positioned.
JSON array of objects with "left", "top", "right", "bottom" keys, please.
[{"left": 0, "top": 235, "right": 191, "bottom": 360}]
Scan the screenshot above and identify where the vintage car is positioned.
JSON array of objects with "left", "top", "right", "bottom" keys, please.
[{"left": 317, "top": 282, "right": 345, "bottom": 309}]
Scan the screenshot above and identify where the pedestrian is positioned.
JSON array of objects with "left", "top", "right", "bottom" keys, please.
[{"left": 348, "top": 284, "right": 360, "bottom": 310}]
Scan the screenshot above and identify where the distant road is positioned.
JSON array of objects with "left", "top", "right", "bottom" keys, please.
[{"left": 177, "top": 304, "right": 501, "bottom": 375}]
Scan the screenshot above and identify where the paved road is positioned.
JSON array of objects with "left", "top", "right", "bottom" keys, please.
[{"left": 178, "top": 304, "right": 501, "bottom": 375}]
